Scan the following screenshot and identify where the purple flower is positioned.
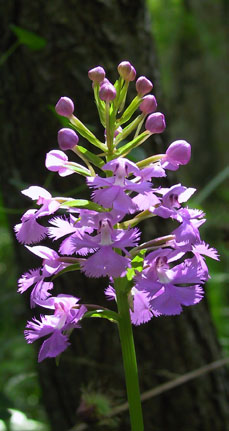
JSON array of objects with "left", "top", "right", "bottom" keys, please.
[
  {"left": 55, "top": 97, "right": 74, "bottom": 118},
  {"left": 58, "top": 128, "right": 79, "bottom": 151},
  {"left": 145, "top": 112, "right": 166, "bottom": 134},
  {"left": 70, "top": 217, "right": 140, "bottom": 278},
  {"left": 132, "top": 191, "right": 160, "bottom": 211},
  {"left": 135, "top": 248, "right": 205, "bottom": 316},
  {"left": 136, "top": 76, "right": 153, "bottom": 96},
  {"left": 172, "top": 208, "right": 206, "bottom": 249},
  {"left": 118, "top": 61, "right": 132, "bottom": 79},
  {"left": 105, "top": 285, "right": 159, "bottom": 325},
  {"left": 153, "top": 184, "right": 196, "bottom": 219},
  {"left": 87, "top": 157, "right": 151, "bottom": 215},
  {"left": 192, "top": 241, "right": 219, "bottom": 261},
  {"left": 140, "top": 163, "right": 166, "bottom": 181},
  {"left": 18, "top": 245, "right": 70, "bottom": 307},
  {"left": 161, "top": 140, "right": 191, "bottom": 171},
  {"left": 88, "top": 66, "right": 106, "bottom": 83},
  {"left": 99, "top": 81, "right": 116, "bottom": 102},
  {"left": 48, "top": 213, "right": 94, "bottom": 256},
  {"left": 25, "top": 295, "right": 87, "bottom": 362},
  {"left": 26, "top": 245, "right": 67, "bottom": 276},
  {"left": 45, "top": 150, "right": 75, "bottom": 176},
  {"left": 127, "top": 66, "right": 136, "bottom": 82},
  {"left": 18, "top": 268, "right": 54, "bottom": 308},
  {"left": 139, "top": 95, "right": 157, "bottom": 114},
  {"left": 130, "top": 288, "right": 160, "bottom": 324},
  {"left": 117, "top": 61, "right": 136, "bottom": 81},
  {"left": 14, "top": 186, "right": 60, "bottom": 245}
]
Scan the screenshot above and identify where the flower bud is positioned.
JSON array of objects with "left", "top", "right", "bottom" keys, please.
[
  {"left": 99, "top": 81, "right": 116, "bottom": 102},
  {"left": 58, "top": 128, "right": 79, "bottom": 151},
  {"left": 165, "top": 140, "right": 191, "bottom": 166},
  {"left": 55, "top": 97, "right": 74, "bottom": 118},
  {"left": 140, "top": 95, "right": 157, "bottom": 114},
  {"left": 128, "top": 66, "right": 136, "bottom": 81},
  {"left": 88, "top": 66, "right": 106, "bottom": 83},
  {"left": 136, "top": 76, "right": 153, "bottom": 96},
  {"left": 145, "top": 112, "right": 166, "bottom": 133},
  {"left": 118, "top": 61, "right": 131, "bottom": 78},
  {"left": 118, "top": 61, "right": 136, "bottom": 81}
]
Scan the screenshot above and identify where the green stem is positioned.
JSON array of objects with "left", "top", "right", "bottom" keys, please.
[
  {"left": 0, "top": 40, "right": 20, "bottom": 66},
  {"left": 105, "top": 101, "right": 114, "bottom": 154},
  {"left": 115, "top": 279, "right": 144, "bottom": 431}
]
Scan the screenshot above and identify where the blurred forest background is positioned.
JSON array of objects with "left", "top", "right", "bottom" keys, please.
[{"left": 0, "top": 0, "right": 229, "bottom": 430}]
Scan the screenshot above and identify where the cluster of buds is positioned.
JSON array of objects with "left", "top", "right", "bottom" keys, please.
[{"left": 15, "top": 61, "right": 218, "bottom": 362}]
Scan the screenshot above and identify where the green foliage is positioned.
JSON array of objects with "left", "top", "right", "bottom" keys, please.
[
  {"left": 83, "top": 309, "right": 119, "bottom": 323},
  {"left": 126, "top": 250, "right": 146, "bottom": 282},
  {"left": 10, "top": 25, "right": 47, "bottom": 51},
  {"left": 77, "top": 146, "right": 105, "bottom": 169},
  {"left": 62, "top": 198, "right": 108, "bottom": 212}
]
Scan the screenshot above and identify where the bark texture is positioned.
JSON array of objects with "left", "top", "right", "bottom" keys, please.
[{"left": 1, "top": 1, "right": 229, "bottom": 430}]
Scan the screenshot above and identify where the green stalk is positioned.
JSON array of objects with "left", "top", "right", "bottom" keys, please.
[
  {"left": 105, "top": 101, "right": 113, "bottom": 154},
  {"left": 115, "top": 279, "right": 144, "bottom": 431}
]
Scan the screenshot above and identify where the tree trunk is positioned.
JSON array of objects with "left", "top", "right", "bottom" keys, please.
[
  {"left": 1, "top": 1, "right": 229, "bottom": 430},
  {"left": 169, "top": 0, "right": 229, "bottom": 188}
]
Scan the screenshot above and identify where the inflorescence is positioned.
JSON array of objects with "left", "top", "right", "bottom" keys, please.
[{"left": 15, "top": 61, "right": 218, "bottom": 362}]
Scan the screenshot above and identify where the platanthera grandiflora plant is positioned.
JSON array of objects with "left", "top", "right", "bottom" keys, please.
[{"left": 15, "top": 61, "right": 218, "bottom": 431}]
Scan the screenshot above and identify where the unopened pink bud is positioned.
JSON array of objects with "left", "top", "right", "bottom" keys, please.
[
  {"left": 55, "top": 97, "right": 74, "bottom": 118},
  {"left": 58, "top": 128, "right": 79, "bottom": 151},
  {"left": 128, "top": 66, "right": 136, "bottom": 81},
  {"left": 166, "top": 140, "right": 191, "bottom": 165},
  {"left": 99, "top": 81, "right": 116, "bottom": 102},
  {"left": 140, "top": 95, "right": 157, "bottom": 114},
  {"left": 145, "top": 112, "right": 166, "bottom": 133},
  {"left": 136, "top": 76, "right": 153, "bottom": 96},
  {"left": 118, "top": 61, "right": 131, "bottom": 78},
  {"left": 88, "top": 66, "right": 106, "bottom": 83},
  {"left": 118, "top": 61, "right": 136, "bottom": 81}
]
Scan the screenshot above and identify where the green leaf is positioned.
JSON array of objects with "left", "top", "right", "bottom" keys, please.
[
  {"left": 62, "top": 199, "right": 108, "bottom": 212},
  {"left": 70, "top": 116, "right": 106, "bottom": 151},
  {"left": 77, "top": 145, "right": 105, "bottom": 169},
  {"left": 126, "top": 250, "right": 145, "bottom": 281},
  {"left": 66, "top": 164, "right": 91, "bottom": 177},
  {"left": 83, "top": 309, "right": 119, "bottom": 323},
  {"left": 10, "top": 25, "right": 47, "bottom": 51},
  {"left": 117, "top": 95, "right": 142, "bottom": 125},
  {"left": 115, "top": 115, "right": 143, "bottom": 146},
  {"left": 52, "top": 263, "right": 81, "bottom": 279},
  {"left": 116, "top": 130, "right": 149, "bottom": 157}
]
